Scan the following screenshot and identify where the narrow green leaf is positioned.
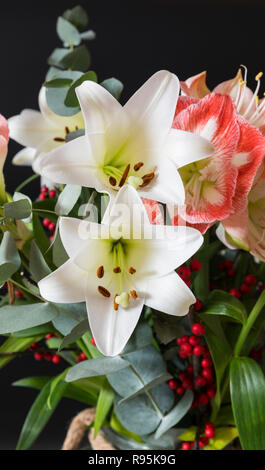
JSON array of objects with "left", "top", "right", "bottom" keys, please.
[
  {"left": 16, "top": 378, "right": 68, "bottom": 450},
  {"left": 4, "top": 199, "right": 31, "bottom": 220},
  {"left": 94, "top": 379, "right": 114, "bottom": 437},
  {"left": 30, "top": 240, "right": 51, "bottom": 282},
  {"left": 202, "top": 289, "right": 247, "bottom": 324},
  {"left": 47, "top": 369, "right": 69, "bottom": 409},
  {"left": 0, "top": 336, "right": 43, "bottom": 369},
  {"left": 0, "top": 302, "right": 58, "bottom": 333},
  {"left": 12, "top": 322, "right": 55, "bottom": 338},
  {"left": 32, "top": 213, "right": 50, "bottom": 255},
  {"left": 230, "top": 357, "right": 265, "bottom": 450}
]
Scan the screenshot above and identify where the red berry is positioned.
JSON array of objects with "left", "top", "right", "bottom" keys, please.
[
  {"left": 207, "top": 386, "right": 216, "bottom": 398},
  {"left": 195, "top": 298, "right": 203, "bottom": 312},
  {"left": 193, "top": 345, "right": 205, "bottom": 356},
  {"left": 176, "top": 386, "right": 185, "bottom": 395},
  {"left": 168, "top": 379, "right": 178, "bottom": 390},
  {"left": 41, "top": 186, "right": 48, "bottom": 194},
  {"left": 90, "top": 337, "right": 96, "bottom": 346},
  {"left": 52, "top": 354, "right": 61, "bottom": 364},
  {"left": 199, "top": 436, "right": 209, "bottom": 447},
  {"left": 192, "top": 323, "right": 205, "bottom": 337},
  {"left": 205, "top": 427, "right": 215, "bottom": 438},
  {"left": 180, "top": 342, "right": 193, "bottom": 356},
  {"left": 29, "top": 343, "right": 38, "bottom": 351},
  {"left": 184, "top": 279, "right": 191, "bottom": 287},
  {"left": 201, "top": 357, "right": 212, "bottom": 368},
  {"left": 43, "top": 218, "right": 50, "bottom": 227},
  {"left": 205, "top": 421, "right": 214, "bottom": 429},
  {"left": 202, "top": 367, "right": 212, "bottom": 380},
  {"left": 224, "top": 260, "right": 233, "bottom": 269},
  {"left": 179, "top": 371, "right": 187, "bottom": 381},
  {"left": 198, "top": 393, "right": 209, "bottom": 406},
  {"left": 245, "top": 274, "right": 257, "bottom": 286},
  {"left": 240, "top": 283, "right": 251, "bottom": 294},
  {"left": 182, "top": 379, "right": 194, "bottom": 390},
  {"left": 44, "top": 353, "right": 53, "bottom": 361},
  {"left": 177, "top": 335, "right": 189, "bottom": 345},
  {"left": 182, "top": 442, "right": 191, "bottom": 450},
  {"left": 39, "top": 193, "right": 46, "bottom": 200},
  {"left": 227, "top": 268, "right": 236, "bottom": 277},
  {"left": 189, "top": 335, "right": 201, "bottom": 346},
  {"left": 177, "top": 265, "right": 191, "bottom": 280},
  {"left": 179, "top": 350, "right": 188, "bottom": 358},
  {"left": 49, "top": 189, "right": 56, "bottom": 198},
  {"left": 15, "top": 289, "right": 23, "bottom": 298},
  {"left": 45, "top": 333, "right": 53, "bottom": 339},
  {"left": 187, "top": 364, "right": 194, "bottom": 374},
  {"left": 218, "top": 262, "right": 226, "bottom": 271},
  {"left": 34, "top": 352, "right": 43, "bottom": 361},
  {"left": 48, "top": 222, "right": 56, "bottom": 232},
  {"left": 80, "top": 352, "right": 87, "bottom": 360},
  {"left": 229, "top": 288, "right": 241, "bottom": 299},
  {"left": 196, "top": 376, "right": 207, "bottom": 387},
  {"left": 190, "top": 258, "right": 202, "bottom": 272}
]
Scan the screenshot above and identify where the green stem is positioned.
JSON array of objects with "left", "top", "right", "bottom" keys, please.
[
  {"left": 15, "top": 174, "right": 40, "bottom": 193},
  {"left": 31, "top": 208, "right": 57, "bottom": 217},
  {"left": 234, "top": 289, "right": 265, "bottom": 356}
]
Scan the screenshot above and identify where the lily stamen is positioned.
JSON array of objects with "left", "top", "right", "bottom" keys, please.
[
  {"left": 113, "top": 266, "right": 121, "bottom": 273},
  {"left": 98, "top": 286, "right": 111, "bottom": 297},
  {"left": 134, "top": 162, "right": 144, "bottom": 171},
  {"left": 129, "top": 267, "right": 136, "bottom": 274},
  {"left": 130, "top": 290, "right": 137, "bottom": 299},
  {"left": 139, "top": 171, "right": 155, "bottom": 188},
  {"left": 119, "top": 164, "right": 130, "bottom": 187},
  {"left": 65, "top": 126, "right": 70, "bottom": 134},
  {"left": 109, "top": 176, "right": 117, "bottom": 186},
  {"left": 114, "top": 295, "right": 119, "bottom": 311},
  {"left": 97, "top": 266, "right": 104, "bottom": 278},
  {"left": 53, "top": 137, "right": 65, "bottom": 142}
]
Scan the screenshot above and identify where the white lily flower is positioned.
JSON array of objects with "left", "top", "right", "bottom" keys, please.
[
  {"left": 34, "top": 71, "right": 214, "bottom": 205},
  {"left": 38, "top": 185, "right": 203, "bottom": 356},
  {"left": 8, "top": 87, "right": 84, "bottom": 171}
]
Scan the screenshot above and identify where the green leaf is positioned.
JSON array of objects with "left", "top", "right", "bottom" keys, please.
[
  {"left": 94, "top": 379, "right": 114, "bottom": 437},
  {"left": 230, "top": 357, "right": 265, "bottom": 450},
  {"left": 56, "top": 16, "right": 81, "bottom": 47},
  {"left": 122, "top": 322, "right": 153, "bottom": 353},
  {"left": 154, "top": 390, "right": 193, "bottom": 439},
  {"left": 13, "top": 192, "right": 32, "bottom": 223},
  {"left": 52, "top": 227, "right": 68, "bottom": 267},
  {"left": 16, "top": 378, "right": 68, "bottom": 450},
  {"left": 47, "top": 48, "right": 70, "bottom": 68},
  {"left": 178, "top": 426, "right": 238, "bottom": 450},
  {"left": 32, "top": 213, "right": 50, "bottom": 255},
  {"left": 66, "top": 356, "right": 130, "bottom": 381},
  {"left": 0, "top": 336, "right": 43, "bottom": 369},
  {"left": 12, "top": 322, "right": 55, "bottom": 338},
  {"left": 29, "top": 240, "right": 51, "bottom": 282},
  {"left": 117, "top": 373, "right": 172, "bottom": 405},
  {"left": 60, "top": 45, "right": 91, "bottom": 73},
  {"left": 44, "top": 78, "right": 73, "bottom": 88},
  {"left": 202, "top": 289, "right": 247, "bottom": 324},
  {"left": 46, "top": 71, "right": 82, "bottom": 116},
  {"left": 4, "top": 198, "right": 31, "bottom": 220},
  {"left": 80, "top": 30, "right": 96, "bottom": 41},
  {"left": 64, "top": 71, "right": 97, "bottom": 107},
  {"left": 52, "top": 302, "right": 87, "bottom": 335},
  {"left": 62, "top": 6, "right": 89, "bottom": 31},
  {"left": 100, "top": 78, "right": 124, "bottom": 100},
  {"left": 59, "top": 318, "right": 89, "bottom": 351},
  {"left": 0, "top": 232, "right": 20, "bottom": 284},
  {"left": 47, "top": 369, "right": 68, "bottom": 409},
  {"left": 215, "top": 405, "right": 235, "bottom": 426},
  {"left": 153, "top": 312, "right": 185, "bottom": 344},
  {"left": 13, "top": 376, "right": 50, "bottom": 389},
  {"left": 55, "top": 184, "right": 82, "bottom": 215},
  {"left": 0, "top": 302, "right": 58, "bottom": 333}
]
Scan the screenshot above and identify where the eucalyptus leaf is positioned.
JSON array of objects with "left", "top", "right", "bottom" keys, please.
[
  {"left": 55, "top": 184, "right": 81, "bottom": 216},
  {"left": 4, "top": 198, "right": 31, "bottom": 220},
  {"left": 44, "top": 78, "right": 73, "bottom": 88},
  {"left": 122, "top": 322, "right": 153, "bottom": 353},
  {"left": 154, "top": 390, "right": 193, "bottom": 439},
  {"left": 59, "top": 318, "right": 89, "bottom": 351},
  {"left": 46, "top": 71, "right": 82, "bottom": 116},
  {"left": 0, "top": 302, "right": 58, "bottom": 333},
  {"left": 230, "top": 357, "right": 265, "bottom": 450},
  {"left": 47, "top": 48, "right": 70, "bottom": 68},
  {"left": 56, "top": 16, "right": 81, "bottom": 47},
  {"left": 62, "top": 6, "right": 89, "bottom": 31},
  {"left": 60, "top": 45, "right": 91, "bottom": 73},
  {"left": 13, "top": 192, "right": 32, "bottom": 223},
  {"left": 64, "top": 71, "right": 97, "bottom": 107},
  {"left": 30, "top": 240, "right": 51, "bottom": 283},
  {"left": 65, "top": 128, "right": 85, "bottom": 143},
  {"left": 52, "top": 302, "right": 87, "bottom": 335},
  {"left": 114, "top": 393, "right": 161, "bottom": 436},
  {"left": 118, "top": 373, "right": 172, "bottom": 405},
  {"left": 81, "top": 30, "right": 96, "bottom": 41},
  {"left": 66, "top": 356, "right": 130, "bottom": 382},
  {"left": 101, "top": 78, "right": 124, "bottom": 100},
  {"left": 0, "top": 231, "right": 20, "bottom": 284}
]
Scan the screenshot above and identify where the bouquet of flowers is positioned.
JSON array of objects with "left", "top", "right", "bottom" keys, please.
[{"left": 1, "top": 5, "right": 265, "bottom": 451}]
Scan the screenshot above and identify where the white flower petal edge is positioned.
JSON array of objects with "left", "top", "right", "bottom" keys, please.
[
  {"left": 36, "top": 70, "right": 214, "bottom": 206},
  {"left": 38, "top": 185, "right": 203, "bottom": 356},
  {"left": 12, "top": 147, "right": 36, "bottom": 166}
]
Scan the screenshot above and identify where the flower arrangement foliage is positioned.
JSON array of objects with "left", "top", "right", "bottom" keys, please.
[{"left": 1, "top": 5, "right": 265, "bottom": 451}]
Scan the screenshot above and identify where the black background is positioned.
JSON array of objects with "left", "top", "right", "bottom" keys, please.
[{"left": 0, "top": 0, "right": 264, "bottom": 450}]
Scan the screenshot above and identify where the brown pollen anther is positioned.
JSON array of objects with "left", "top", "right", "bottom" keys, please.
[
  {"left": 109, "top": 176, "right": 117, "bottom": 186},
  {"left": 53, "top": 137, "right": 65, "bottom": 142},
  {"left": 113, "top": 266, "right": 121, "bottom": 273},
  {"left": 65, "top": 126, "right": 70, "bottom": 134},
  {"left": 129, "top": 267, "right": 136, "bottom": 274},
  {"left": 97, "top": 265, "right": 104, "bottom": 278},
  {"left": 139, "top": 171, "right": 155, "bottom": 188},
  {"left": 130, "top": 290, "right": 137, "bottom": 299},
  {"left": 134, "top": 162, "right": 144, "bottom": 172},
  {"left": 98, "top": 286, "right": 111, "bottom": 297},
  {"left": 75, "top": 125, "right": 79, "bottom": 131},
  {"left": 114, "top": 295, "right": 119, "bottom": 311},
  {"left": 119, "top": 164, "right": 130, "bottom": 187}
]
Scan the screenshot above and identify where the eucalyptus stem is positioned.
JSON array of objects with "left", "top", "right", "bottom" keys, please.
[
  {"left": 234, "top": 289, "right": 265, "bottom": 356},
  {"left": 15, "top": 173, "right": 40, "bottom": 193},
  {"left": 31, "top": 208, "right": 57, "bottom": 217}
]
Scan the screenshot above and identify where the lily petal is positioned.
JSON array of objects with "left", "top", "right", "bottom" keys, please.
[
  {"left": 38, "top": 259, "right": 87, "bottom": 303},
  {"left": 165, "top": 128, "right": 214, "bottom": 169},
  {"left": 145, "top": 271, "right": 195, "bottom": 316},
  {"left": 8, "top": 109, "right": 58, "bottom": 148},
  {"left": 12, "top": 147, "right": 36, "bottom": 166}
]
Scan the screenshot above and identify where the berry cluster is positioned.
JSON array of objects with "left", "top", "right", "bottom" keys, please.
[
  {"left": 39, "top": 185, "right": 56, "bottom": 200},
  {"left": 43, "top": 217, "right": 56, "bottom": 242},
  {"left": 29, "top": 333, "right": 61, "bottom": 364},
  {"left": 229, "top": 273, "right": 258, "bottom": 299},
  {"left": 181, "top": 422, "right": 215, "bottom": 450},
  {"left": 177, "top": 258, "right": 202, "bottom": 287},
  {"left": 77, "top": 338, "right": 96, "bottom": 362},
  {"left": 169, "top": 323, "right": 216, "bottom": 408}
]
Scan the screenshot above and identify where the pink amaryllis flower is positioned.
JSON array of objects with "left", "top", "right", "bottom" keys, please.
[
  {"left": 0, "top": 115, "right": 9, "bottom": 202},
  {"left": 181, "top": 67, "right": 265, "bottom": 135},
  {"left": 171, "top": 92, "right": 265, "bottom": 233},
  {"left": 217, "top": 160, "right": 265, "bottom": 262}
]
